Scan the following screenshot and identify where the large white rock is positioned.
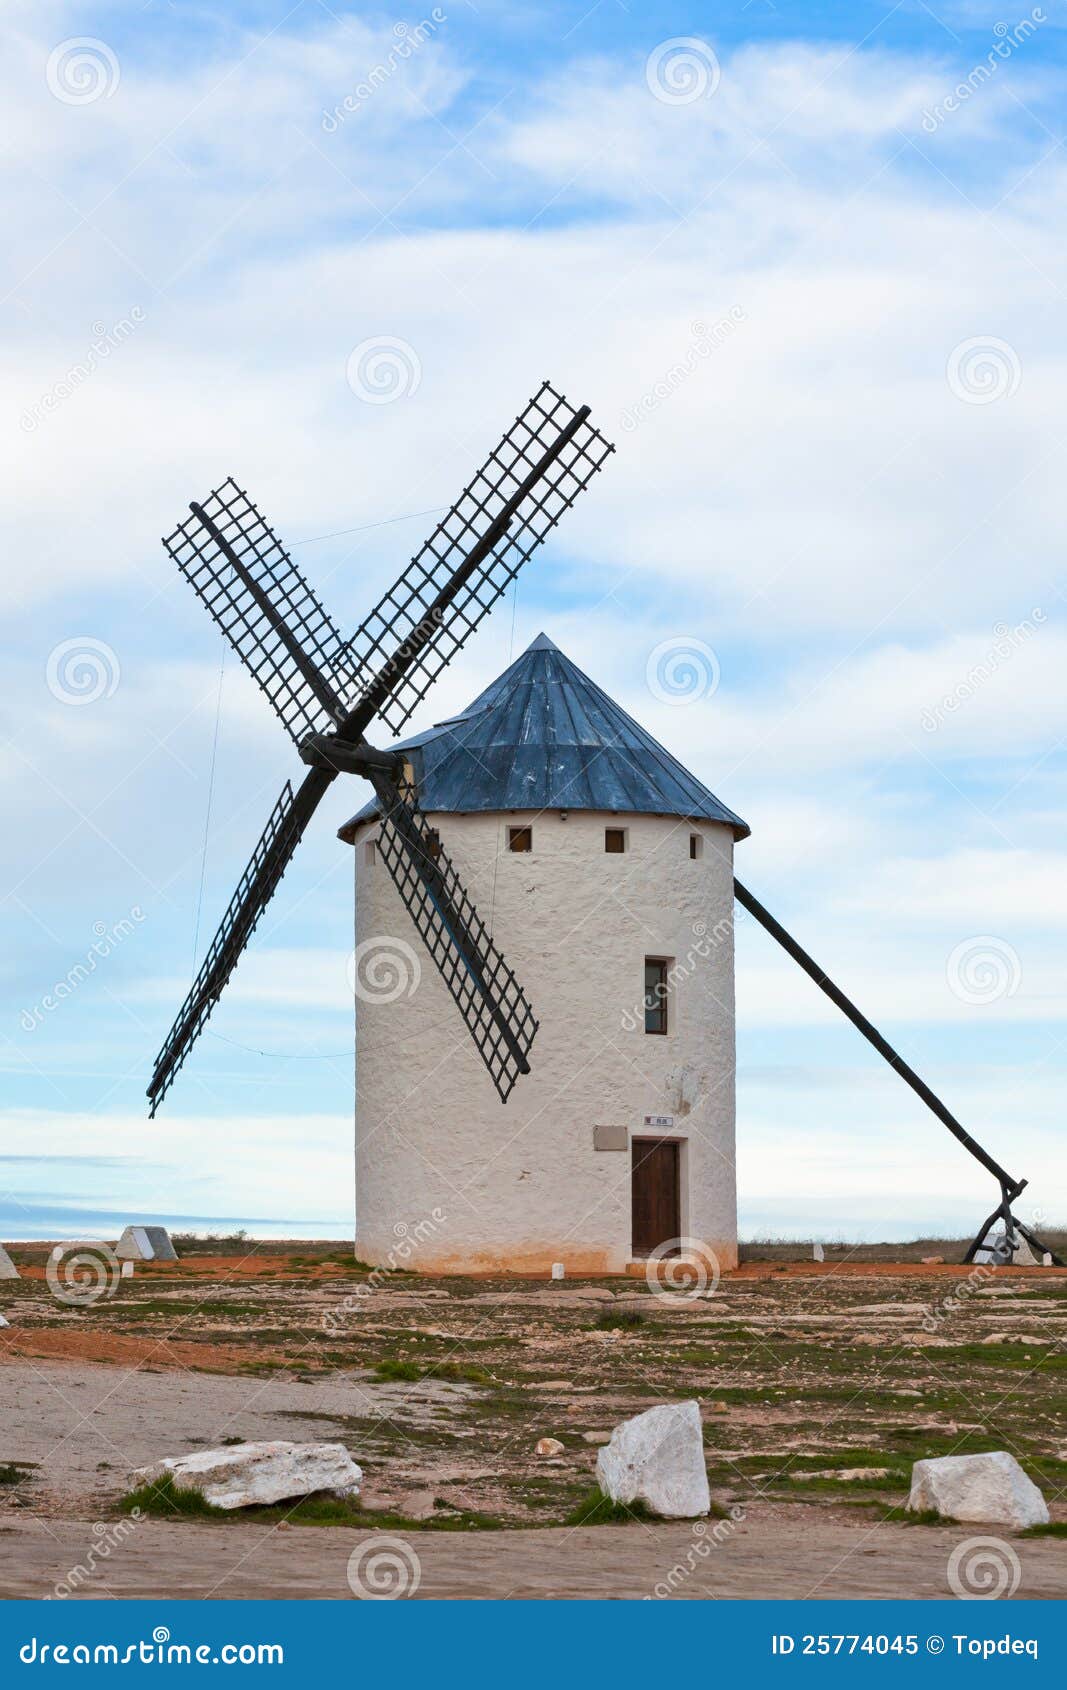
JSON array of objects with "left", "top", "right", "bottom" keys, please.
[
  {"left": 0, "top": 1245, "right": 19, "bottom": 1280},
  {"left": 596, "top": 1401, "right": 710, "bottom": 1519},
  {"left": 130, "top": 1441, "right": 362, "bottom": 1511},
  {"left": 908, "top": 1452, "right": 1049, "bottom": 1529},
  {"left": 116, "top": 1226, "right": 178, "bottom": 1262}
]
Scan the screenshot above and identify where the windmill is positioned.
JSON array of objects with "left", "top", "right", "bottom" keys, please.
[{"left": 146, "top": 382, "right": 613, "bottom": 1117}]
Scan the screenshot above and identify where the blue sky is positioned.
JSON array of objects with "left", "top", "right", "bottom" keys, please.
[{"left": 4, "top": 0, "right": 1067, "bottom": 1242}]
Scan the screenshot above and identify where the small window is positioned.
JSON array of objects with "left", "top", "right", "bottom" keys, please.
[
  {"left": 364, "top": 841, "right": 376, "bottom": 867},
  {"left": 508, "top": 826, "right": 532, "bottom": 853},
  {"left": 605, "top": 827, "right": 627, "bottom": 854},
  {"left": 424, "top": 828, "right": 442, "bottom": 862},
  {"left": 644, "top": 957, "right": 670, "bottom": 1035},
  {"left": 689, "top": 834, "right": 703, "bottom": 860}
]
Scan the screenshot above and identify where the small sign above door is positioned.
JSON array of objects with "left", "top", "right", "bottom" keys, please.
[{"left": 643, "top": 1114, "right": 674, "bottom": 1128}]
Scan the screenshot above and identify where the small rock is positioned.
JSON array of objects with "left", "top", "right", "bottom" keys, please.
[
  {"left": 0, "top": 1246, "right": 20, "bottom": 1281},
  {"left": 129, "top": 1441, "right": 362, "bottom": 1512},
  {"left": 0, "top": 1314, "right": 9, "bottom": 1328},
  {"left": 535, "top": 1437, "right": 565, "bottom": 1457},
  {"left": 709, "top": 1400, "right": 730, "bottom": 1413},
  {"left": 907, "top": 1451, "right": 1049, "bottom": 1529},
  {"left": 582, "top": 1431, "right": 612, "bottom": 1445},
  {"left": 596, "top": 1401, "right": 710, "bottom": 1519},
  {"left": 921, "top": 1256, "right": 944, "bottom": 1265}
]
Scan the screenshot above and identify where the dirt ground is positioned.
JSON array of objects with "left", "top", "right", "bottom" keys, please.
[{"left": 2, "top": 1241, "right": 1065, "bottom": 1600}]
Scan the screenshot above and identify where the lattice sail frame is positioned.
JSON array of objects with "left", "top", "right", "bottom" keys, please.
[
  {"left": 345, "top": 382, "right": 614, "bottom": 736},
  {"left": 374, "top": 781, "right": 538, "bottom": 1101},
  {"left": 148, "top": 780, "right": 307, "bottom": 1114},
  {"left": 163, "top": 481, "right": 350, "bottom": 745}
]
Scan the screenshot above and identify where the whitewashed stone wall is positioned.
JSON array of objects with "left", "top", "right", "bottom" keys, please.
[{"left": 351, "top": 808, "right": 738, "bottom": 1274}]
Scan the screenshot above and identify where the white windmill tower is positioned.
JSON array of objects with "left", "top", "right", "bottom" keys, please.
[{"left": 341, "top": 633, "right": 749, "bottom": 1275}]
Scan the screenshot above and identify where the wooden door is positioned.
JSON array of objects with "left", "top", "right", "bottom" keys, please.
[{"left": 631, "top": 1138, "right": 680, "bottom": 1257}]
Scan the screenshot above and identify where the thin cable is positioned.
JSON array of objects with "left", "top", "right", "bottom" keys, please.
[
  {"left": 192, "top": 652, "right": 226, "bottom": 971},
  {"left": 290, "top": 504, "right": 448, "bottom": 548},
  {"left": 206, "top": 1030, "right": 351, "bottom": 1060}
]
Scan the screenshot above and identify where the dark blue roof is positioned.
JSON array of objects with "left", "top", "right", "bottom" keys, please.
[{"left": 339, "top": 633, "right": 749, "bottom": 839}]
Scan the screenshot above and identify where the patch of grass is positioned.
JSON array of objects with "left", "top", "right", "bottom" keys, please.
[
  {"left": 0, "top": 1463, "right": 31, "bottom": 1486},
  {"left": 1020, "top": 1521, "right": 1067, "bottom": 1538},
  {"left": 373, "top": 1356, "right": 492, "bottom": 1385},
  {"left": 879, "top": 1504, "right": 954, "bottom": 1526},
  {"left": 120, "top": 1475, "right": 226, "bottom": 1519},
  {"left": 593, "top": 1309, "right": 646, "bottom": 1331},
  {"left": 563, "top": 1485, "right": 658, "bottom": 1526}
]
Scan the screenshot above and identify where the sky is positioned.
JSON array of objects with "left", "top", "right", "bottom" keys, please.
[{"left": 3, "top": 0, "right": 1067, "bottom": 1244}]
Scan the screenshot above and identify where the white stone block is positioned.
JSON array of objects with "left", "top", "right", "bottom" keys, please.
[
  {"left": 596, "top": 1400, "right": 710, "bottom": 1519},
  {"left": 0, "top": 1245, "right": 19, "bottom": 1280},
  {"left": 907, "top": 1451, "right": 1049, "bottom": 1529},
  {"left": 130, "top": 1441, "right": 362, "bottom": 1511},
  {"left": 116, "top": 1226, "right": 178, "bottom": 1262}
]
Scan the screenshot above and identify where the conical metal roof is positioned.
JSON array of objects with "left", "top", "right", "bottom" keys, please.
[{"left": 339, "top": 633, "right": 749, "bottom": 840}]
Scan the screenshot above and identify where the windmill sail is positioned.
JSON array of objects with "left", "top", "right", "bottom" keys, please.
[
  {"left": 147, "top": 770, "right": 334, "bottom": 1113},
  {"left": 373, "top": 779, "right": 538, "bottom": 1101},
  {"left": 345, "top": 382, "right": 614, "bottom": 736},
  {"left": 163, "top": 480, "right": 350, "bottom": 744}
]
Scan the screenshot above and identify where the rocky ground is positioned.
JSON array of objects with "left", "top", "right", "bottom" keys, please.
[{"left": 1, "top": 1241, "right": 1065, "bottom": 1599}]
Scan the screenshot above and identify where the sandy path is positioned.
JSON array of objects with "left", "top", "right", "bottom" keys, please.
[
  {"left": 2, "top": 1515, "right": 1064, "bottom": 1601},
  {"left": 0, "top": 1359, "right": 471, "bottom": 1510}
]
